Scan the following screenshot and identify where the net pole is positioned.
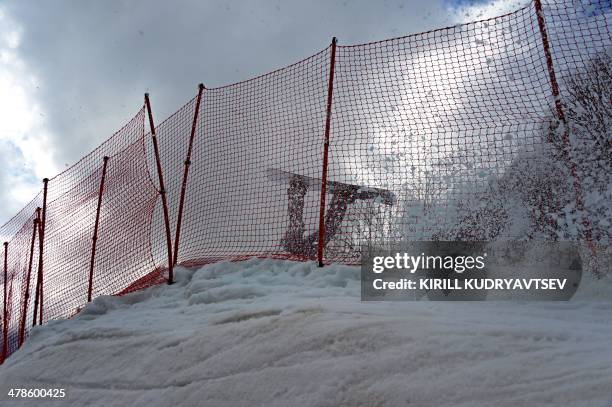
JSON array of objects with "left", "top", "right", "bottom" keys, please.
[
  {"left": 2, "top": 242, "right": 7, "bottom": 362},
  {"left": 317, "top": 37, "right": 338, "bottom": 267},
  {"left": 533, "top": 0, "right": 596, "bottom": 270},
  {"left": 144, "top": 94, "right": 175, "bottom": 284},
  {"left": 32, "top": 215, "right": 42, "bottom": 327},
  {"left": 33, "top": 178, "right": 48, "bottom": 326},
  {"left": 173, "top": 84, "right": 205, "bottom": 267},
  {"left": 87, "top": 156, "right": 110, "bottom": 302},
  {"left": 18, "top": 210, "right": 39, "bottom": 348}
]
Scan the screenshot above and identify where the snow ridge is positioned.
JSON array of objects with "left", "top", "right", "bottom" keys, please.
[{"left": 1, "top": 259, "right": 611, "bottom": 407}]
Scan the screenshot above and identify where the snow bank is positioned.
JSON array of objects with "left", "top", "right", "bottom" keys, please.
[{"left": 1, "top": 258, "right": 611, "bottom": 407}]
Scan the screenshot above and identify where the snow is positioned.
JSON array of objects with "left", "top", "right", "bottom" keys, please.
[{"left": 1, "top": 258, "right": 611, "bottom": 407}]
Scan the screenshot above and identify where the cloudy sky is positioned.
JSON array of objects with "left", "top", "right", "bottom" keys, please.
[{"left": 0, "top": 0, "right": 524, "bottom": 225}]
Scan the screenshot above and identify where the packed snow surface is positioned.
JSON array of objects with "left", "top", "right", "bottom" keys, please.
[{"left": 1, "top": 259, "right": 611, "bottom": 407}]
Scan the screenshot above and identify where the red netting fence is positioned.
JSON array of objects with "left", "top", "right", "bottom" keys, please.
[{"left": 1, "top": 0, "right": 610, "bottom": 362}]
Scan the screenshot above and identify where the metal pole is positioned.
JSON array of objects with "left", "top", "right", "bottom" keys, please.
[
  {"left": 2, "top": 242, "right": 7, "bottom": 361},
  {"left": 317, "top": 37, "right": 338, "bottom": 267},
  {"left": 88, "top": 156, "right": 110, "bottom": 302},
  {"left": 173, "top": 84, "right": 204, "bottom": 267},
  {"left": 19, "top": 210, "right": 39, "bottom": 348},
  {"left": 32, "top": 215, "right": 42, "bottom": 327},
  {"left": 533, "top": 0, "right": 596, "bottom": 265},
  {"left": 33, "top": 178, "right": 48, "bottom": 326},
  {"left": 144, "top": 93, "right": 175, "bottom": 284},
  {"left": 533, "top": 0, "right": 565, "bottom": 125}
]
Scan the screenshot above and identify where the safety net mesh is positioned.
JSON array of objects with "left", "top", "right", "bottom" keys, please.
[{"left": 1, "top": 0, "right": 609, "bottom": 361}]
